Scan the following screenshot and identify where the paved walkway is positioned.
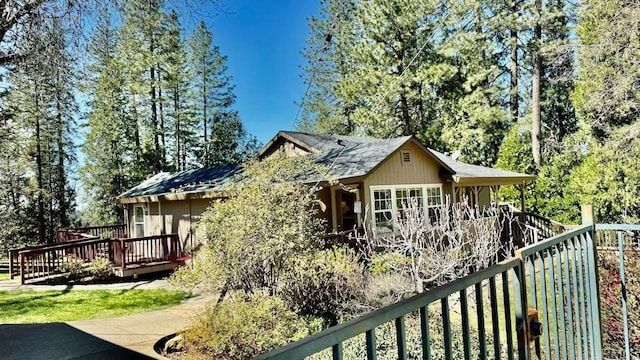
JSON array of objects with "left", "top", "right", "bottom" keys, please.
[{"left": 0, "top": 278, "right": 217, "bottom": 359}]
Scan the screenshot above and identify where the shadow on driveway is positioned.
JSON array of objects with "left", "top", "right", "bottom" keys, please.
[{"left": 0, "top": 323, "right": 153, "bottom": 360}]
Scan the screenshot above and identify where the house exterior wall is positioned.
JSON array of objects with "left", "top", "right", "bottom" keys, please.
[
  {"left": 125, "top": 198, "right": 213, "bottom": 254},
  {"left": 361, "top": 142, "right": 452, "bottom": 226}
]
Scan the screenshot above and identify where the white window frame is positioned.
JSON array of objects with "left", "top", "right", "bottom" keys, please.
[
  {"left": 133, "top": 205, "right": 146, "bottom": 238},
  {"left": 369, "top": 184, "right": 443, "bottom": 233}
]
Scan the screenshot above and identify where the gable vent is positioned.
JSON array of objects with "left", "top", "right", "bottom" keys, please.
[{"left": 401, "top": 151, "right": 412, "bottom": 165}]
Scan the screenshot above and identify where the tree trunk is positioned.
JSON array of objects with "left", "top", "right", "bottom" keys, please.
[
  {"left": 174, "top": 84, "right": 181, "bottom": 171},
  {"left": 150, "top": 64, "right": 159, "bottom": 171},
  {"left": 34, "top": 84, "right": 46, "bottom": 244},
  {"left": 158, "top": 67, "right": 165, "bottom": 170},
  {"left": 202, "top": 75, "right": 208, "bottom": 167},
  {"left": 510, "top": 0, "right": 519, "bottom": 123},
  {"left": 532, "top": 0, "right": 543, "bottom": 169},
  {"left": 56, "top": 97, "right": 68, "bottom": 228}
]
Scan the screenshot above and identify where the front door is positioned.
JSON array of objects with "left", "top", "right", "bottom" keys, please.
[{"left": 335, "top": 189, "right": 357, "bottom": 232}]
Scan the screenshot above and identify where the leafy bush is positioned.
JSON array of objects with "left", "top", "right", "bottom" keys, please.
[
  {"left": 89, "top": 257, "right": 113, "bottom": 280},
  {"left": 172, "top": 155, "right": 327, "bottom": 294},
  {"left": 279, "top": 247, "right": 365, "bottom": 324},
  {"left": 181, "top": 292, "right": 323, "bottom": 360},
  {"left": 359, "top": 272, "right": 414, "bottom": 312},
  {"left": 60, "top": 258, "right": 88, "bottom": 280}
]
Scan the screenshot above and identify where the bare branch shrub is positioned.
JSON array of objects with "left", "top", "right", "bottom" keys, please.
[{"left": 357, "top": 196, "right": 517, "bottom": 293}]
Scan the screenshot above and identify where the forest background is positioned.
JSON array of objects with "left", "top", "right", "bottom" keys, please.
[{"left": 0, "top": 0, "right": 637, "bottom": 252}]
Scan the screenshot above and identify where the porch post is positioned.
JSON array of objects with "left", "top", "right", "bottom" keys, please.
[
  {"left": 581, "top": 204, "right": 594, "bottom": 225},
  {"left": 159, "top": 199, "right": 165, "bottom": 235},
  {"left": 330, "top": 186, "right": 338, "bottom": 232},
  {"left": 519, "top": 183, "right": 526, "bottom": 213}
]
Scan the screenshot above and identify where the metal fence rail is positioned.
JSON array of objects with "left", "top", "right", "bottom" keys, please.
[
  {"left": 256, "top": 257, "right": 530, "bottom": 360},
  {"left": 517, "top": 225, "right": 602, "bottom": 360},
  {"left": 256, "top": 222, "right": 608, "bottom": 360},
  {"left": 595, "top": 224, "right": 640, "bottom": 360}
]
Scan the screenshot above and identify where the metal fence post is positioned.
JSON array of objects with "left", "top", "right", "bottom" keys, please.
[
  {"left": 582, "top": 205, "right": 603, "bottom": 359},
  {"left": 513, "top": 252, "right": 531, "bottom": 360}
]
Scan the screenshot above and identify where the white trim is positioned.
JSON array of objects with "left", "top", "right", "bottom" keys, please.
[
  {"left": 133, "top": 205, "right": 146, "bottom": 238},
  {"left": 369, "top": 184, "right": 443, "bottom": 232}
]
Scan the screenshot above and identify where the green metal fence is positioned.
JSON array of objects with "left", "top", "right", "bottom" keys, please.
[
  {"left": 256, "top": 224, "right": 605, "bottom": 360},
  {"left": 594, "top": 224, "right": 640, "bottom": 360},
  {"left": 518, "top": 225, "right": 603, "bottom": 360}
]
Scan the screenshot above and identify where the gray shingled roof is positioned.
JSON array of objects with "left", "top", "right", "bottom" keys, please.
[
  {"left": 118, "top": 164, "right": 242, "bottom": 199},
  {"left": 279, "top": 131, "right": 412, "bottom": 182},
  {"left": 119, "top": 131, "right": 535, "bottom": 199},
  {"left": 429, "top": 149, "right": 535, "bottom": 183}
]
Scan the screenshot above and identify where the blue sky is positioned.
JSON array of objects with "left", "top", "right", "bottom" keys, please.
[{"left": 193, "top": 0, "right": 320, "bottom": 145}]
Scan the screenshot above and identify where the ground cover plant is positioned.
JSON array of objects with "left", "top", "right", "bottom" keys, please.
[{"left": 0, "top": 289, "right": 191, "bottom": 323}]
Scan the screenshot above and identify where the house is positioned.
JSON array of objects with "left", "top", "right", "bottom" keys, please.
[{"left": 116, "top": 131, "right": 535, "bottom": 253}]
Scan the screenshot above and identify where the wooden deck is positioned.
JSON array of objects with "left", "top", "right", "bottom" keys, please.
[
  {"left": 114, "top": 261, "right": 174, "bottom": 278},
  {"left": 9, "top": 226, "right": 182, "bottom": 284}
]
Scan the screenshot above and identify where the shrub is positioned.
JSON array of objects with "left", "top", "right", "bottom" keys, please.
[
  {"left": 358, "top": 272, "right": 414, "bottom": 312},
  {"left": 181, "top": 292, "right": 323, "bottom": 360},
  {"left": 90, "top": 257, "right": 113, "bottom": 280},
  {"left": 172, "top": 155, "right": 327, "bottom": 294},
  {"left": 61, "top": 259, "right": 87, "bottom": 280},
  {"left": 279, "top": 247, "right": 365, "bottom": 324}
]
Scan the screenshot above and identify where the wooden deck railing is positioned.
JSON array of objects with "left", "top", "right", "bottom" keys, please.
[
  {"left": 523, "top": 212, "right": 567, "bottom": 239},
  {"left": 16, "top": 236, "right": 110, "bottom": 284},
  {"left": 112, "top": 234, "right": 180, "bottom": 270},
  {"left": 11, "top": 228, "right": 180, "bottom": 284},
  {"left": 57, "top": 224, "right": 126, "bottom": 242}
]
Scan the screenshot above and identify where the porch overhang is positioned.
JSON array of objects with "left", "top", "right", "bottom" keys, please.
[{"left": 117, "top": 189, "right": 230, "bottom": 204}]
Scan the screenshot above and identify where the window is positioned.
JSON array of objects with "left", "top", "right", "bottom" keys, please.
[
  {"left": 373, "top": 189, "right": 393, "bottom": 233},
  {"left": 133, "top": 206, "right": 145, "bottom": 238},
  {"left": 370, "top": 184, "right": 442, "bottom": 232}
]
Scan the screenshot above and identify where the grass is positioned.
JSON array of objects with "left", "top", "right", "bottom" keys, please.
[
  {"left": 0, "top": 289, "right": 192, "bottom": 323},
  {"left": 0, "top": 273, "right": 9, "bottom": 281}
]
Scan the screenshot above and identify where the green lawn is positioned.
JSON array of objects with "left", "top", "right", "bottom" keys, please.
[
  {"left": 0, "top": 289, "right": 192, "bottom": 323},
  {"left": 0, "top": 273, "right": 9, "bottom": 281}
]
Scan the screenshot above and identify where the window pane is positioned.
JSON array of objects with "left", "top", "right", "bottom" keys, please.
[
  {"left": 134, "top": 207, "right": 144, "bottom": 222},
  {"left": 135, "top": 224, "right": 144, "bottom": 238},
  {"left": 426, "top": 187, "right": 442, "bottom": 206},
  {"left": 374, "top": 189, "right": 392, "bottom": 210}
]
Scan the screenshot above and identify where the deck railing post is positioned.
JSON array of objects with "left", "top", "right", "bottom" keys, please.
[
  {"left": 9, "top": 250, "right": 13, "bottom": 279},
  {"left": 19, "top": 253, "right": 25, "bottom": 285},
  {"left": 121, "top": 239, "right": 126, "bottom": 270}
]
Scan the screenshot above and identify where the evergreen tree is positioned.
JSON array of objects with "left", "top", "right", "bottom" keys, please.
[
  {"left": 297, "top": 0, "right": 359, "bottom": 135},
  {"left": 4, "top": 18, "right": 76, "bottom": 243},
  {"left": 572, "top": 0, "right": 640, "bottom": 138},
  {"left": 160, "top": 10, "right": 196, "bottom": 171},
  {"left": 186, "top": 21, "right": 248, "bottom": 167},
  {"left": 81, "top": 11, "right": 133, "bottom": 225},
  {"left": 301, "top": 0, "right": 509, "bottom": 165}
]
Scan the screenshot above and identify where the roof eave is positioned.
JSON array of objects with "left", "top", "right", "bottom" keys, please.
[
  {"left": 117, "top": 189, "right": 230, "bottom": 204},
  {"left": 452, "top": 176, "right": 537, "bottom": 186}
]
